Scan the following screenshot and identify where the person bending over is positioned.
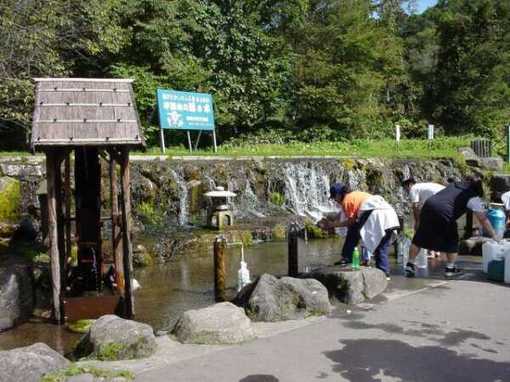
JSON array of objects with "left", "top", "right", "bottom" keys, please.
[
  {"left": 403, "top": 177, "right": 445, "bottom": 258},
  {"left": 406, "top": 177, "right": 497, "bottom": 278},
  {"left": 318, "top": 183, "right": 371, "bottom": 266}
]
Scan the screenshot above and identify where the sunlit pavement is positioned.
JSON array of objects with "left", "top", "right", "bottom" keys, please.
[{"left": 136, "top": 256, "right": 510, "bottom": 382}]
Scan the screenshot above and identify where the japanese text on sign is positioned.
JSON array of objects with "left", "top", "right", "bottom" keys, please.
[{"left": 157, "top": 89, "right": 215, "bottom": 131}]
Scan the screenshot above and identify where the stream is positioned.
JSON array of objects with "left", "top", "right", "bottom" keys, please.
[{"left": 0, "top": 237, "right": 343, "bottom": 354}]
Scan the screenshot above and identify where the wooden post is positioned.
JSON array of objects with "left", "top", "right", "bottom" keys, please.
[
  {"left": 54, "top": 152, "right": 66, "bottom": 310},
  {"left": 109, "top": 151, "right": 124, "bottom": 293},
  {"left": 212, "top": 130, "right": 218, "bottom": 153},
  {"left": 46, "top": 152, "right": 63, "bottom": 324},
  {"left": 288, "top": 223, "right": 299, "bottom": 276},
  {"left": 214, "top": 236, "right": 226, "bottom": 302},
  {"left": 160, "top": 127, "right": 166, "bottom": 154},
  {"left": 187, "top": 131, "right": 193, "bottom": 153},
  {"left": 64, "top": 152, "right": 72, "bottom": 272},
  {"left": 119, "top": 148, "right": 134, "bottom": 318}
]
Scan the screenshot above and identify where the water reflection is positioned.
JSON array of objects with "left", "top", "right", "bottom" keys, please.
[
  {"left": 133, "top": 238, "right": 343, "bottom": 331},
  {"left": 0, "top": 238, "right": 343, "bottom": 353}
]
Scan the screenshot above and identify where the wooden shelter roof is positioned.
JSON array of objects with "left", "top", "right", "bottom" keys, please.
[{"left": 31, "top": 78, "right": 145, "bottom": 149}]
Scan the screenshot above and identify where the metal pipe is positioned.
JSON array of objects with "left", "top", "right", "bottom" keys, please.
[
  {"left": 214, "top": 235, "right": 227, "bottom": 302},
  {"left": 288, "top": 223, "right": 299, "bottom": 276}
]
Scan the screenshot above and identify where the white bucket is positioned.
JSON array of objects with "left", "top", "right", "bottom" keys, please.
[{"left": 482, "top": 240, "right": 510, "bottom": 273}]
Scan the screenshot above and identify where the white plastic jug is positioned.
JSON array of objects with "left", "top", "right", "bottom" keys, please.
[
  {"left": 416, "top": 249, "right": 428, "bottom": 269},
  {"left": 237, "top": 246, "right": 251, "bottom": 291},
  {"left": 397, "top": 236, "right": 411, "bottom": 266},
  {"left": 482, "top": 240, "right": 510, "bottom": 273}
]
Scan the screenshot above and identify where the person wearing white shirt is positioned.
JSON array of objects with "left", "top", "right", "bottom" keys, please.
[{"left": 403, "top": 178, "right": 446, "bottom": 257}]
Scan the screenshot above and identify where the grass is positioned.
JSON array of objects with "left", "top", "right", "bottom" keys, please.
[
  {"left": 0, "top": 136, "right": 478, "bottom": 159},
  {"left": 41, "top": 365, "right": 134, "bottom": 382},
  {"left": 135, "top": 137, "right": 472, "bottom": 159}
]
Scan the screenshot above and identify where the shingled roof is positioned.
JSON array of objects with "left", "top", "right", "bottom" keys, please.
[{"left": 31, "top": 78, "right": 145, "bottom": 149}]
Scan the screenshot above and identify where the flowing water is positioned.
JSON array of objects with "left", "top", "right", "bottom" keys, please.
[
  {"left": 170, "top": 169, "right": 189, "bottom": 226},
  {"left": 0, "top": 237, "right": 343, "bottom": 354},
  {"left": 283, "top": 163, "right": 338, "bottom": 221}
]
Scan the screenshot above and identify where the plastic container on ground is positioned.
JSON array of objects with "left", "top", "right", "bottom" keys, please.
[
  {"left": 482, "top": 240, "right": 510, "bottom": 273},
  {"left": 397, "top": 236, "right": 411, "bottom": 266},
  {"left": 487, "top": 260, "right": 505, "bottom": 282},
  {"left": 505, "top": 252, "right": 510, "bottom": 284},
  {"left": 487, "top": 207, "right": 506, "bottom": 239},
  {"left": 416, "top": 249, "right": 428, "bottom": 269},
  {"left": 361, "top": 246, "right": 371, "bottom": 263}
]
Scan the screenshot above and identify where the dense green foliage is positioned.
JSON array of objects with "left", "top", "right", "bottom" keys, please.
[{"left": 1, "top": 0, "right": 509, "bottom": 149}]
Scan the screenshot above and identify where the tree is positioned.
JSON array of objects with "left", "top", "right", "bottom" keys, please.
[{"left": 430, "top": 0, "right": 510, "bottom": 137}]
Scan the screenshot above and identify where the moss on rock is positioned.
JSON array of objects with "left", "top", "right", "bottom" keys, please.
[
  {"left": 96, "top": 342, "right": 127, "bottom": 361},
  {"left": 272, "top": 224, "right": 286, "bottom": 241},
  {"left": 41, "top": 364, "right": 134, "bottom": 382},
  {"left": 269, "top": 192, "right": 285, "bottom": 206},
  {"left": 304, "top": 219, "right": 327, "bottom": 239},
  {"left": 66, "top": 319, "right": 95, "bottom": 334},
  {"left": 0, "top": 177, "right": 21, "bottom": 223}
]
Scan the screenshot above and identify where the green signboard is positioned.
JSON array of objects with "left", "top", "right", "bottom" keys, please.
[{"left": 157, "top": 89, "right": 215, "bottom": 131}]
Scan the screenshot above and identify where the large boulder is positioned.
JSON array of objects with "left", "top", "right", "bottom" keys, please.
[
  {"left": 480, "top": 157, "right": 504, "bottom": 171},
  {"left": 305, "top": 266, "right": 388, "bottom": 304},
  {"left": 0, "top": 176, "right": 21, "bottom": 225},
  {"left": 74, "top": 315, "right": 157, "bottom": 360},
  {"left": 458, "top": 147, "right": 479, "bottom": 167},
  {"left": 0, "top": 343, "right": 69, "bottom": 382},
  {"left": 173, "top": 302, "right": 255, "bottom": 345},
  {"left": 0, "top": 262, "right": 34, "bottom": 331},
  {"left": 234, "top": 273, "right": 332, "bottom": 322}
]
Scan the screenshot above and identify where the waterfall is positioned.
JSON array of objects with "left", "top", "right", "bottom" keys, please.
[
  {"left": 236, "top": 179, "right": 265, "bottom": 218},
  {"left": 283, "top": 163, "right": 338, "bottom": 221},
  {"left": 170, "top": 170, "right": 188, "bottom": 226}
]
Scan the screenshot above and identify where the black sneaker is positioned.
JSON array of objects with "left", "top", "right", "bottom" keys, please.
[
  {"left": 334, "top": 258, "right": 350, "bottom": 266},
  {"left": 444, "top": 266, "right": 463, "bottom": 278},
  {"left": 405, "top": 262, "right": 416, "bottom": 278}
]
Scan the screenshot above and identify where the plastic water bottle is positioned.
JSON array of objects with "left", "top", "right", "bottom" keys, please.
[
  {"left": 352, "top": 247, "right": 361, "bottom": 270},
  {"left": 416, "top": 249, "right": 428, "bottom": 269},
  {"left": 397, "top": 236, "right": 411, "bottom": 266}
]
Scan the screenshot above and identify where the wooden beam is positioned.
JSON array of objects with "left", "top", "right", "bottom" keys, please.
[
  {"left": 109, "top": 150, "right": 125, "bottom": 294},
  {"left": 64, "top": 151, "right": 72, "bottom": 269},
  {"left": 46, "top": 152, "right": 63, "bottom": 324},
  {"left": 120, "top": 147, "right": 134, "bottom": 318}
]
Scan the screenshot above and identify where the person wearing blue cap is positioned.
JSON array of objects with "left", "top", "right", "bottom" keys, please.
[{"left": 319, "top": 183, "right": 400, "bottom": 278}]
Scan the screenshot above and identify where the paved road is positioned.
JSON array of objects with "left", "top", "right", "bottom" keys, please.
[{"left": 137, "top": 273, "right": 510, "bottom": 382}]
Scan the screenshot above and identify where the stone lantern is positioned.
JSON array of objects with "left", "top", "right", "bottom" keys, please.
[{"left": 205, "top": 186, "right": 236, "bottom": 230}]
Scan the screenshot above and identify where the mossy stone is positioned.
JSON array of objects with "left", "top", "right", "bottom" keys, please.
[{"left": 0, "top": 177, "right": 21, "bottom": 223}]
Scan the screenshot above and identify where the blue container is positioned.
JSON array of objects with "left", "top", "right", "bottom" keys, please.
[{"left": 487, "top": 208, "right": 506, "bottom": 238}]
